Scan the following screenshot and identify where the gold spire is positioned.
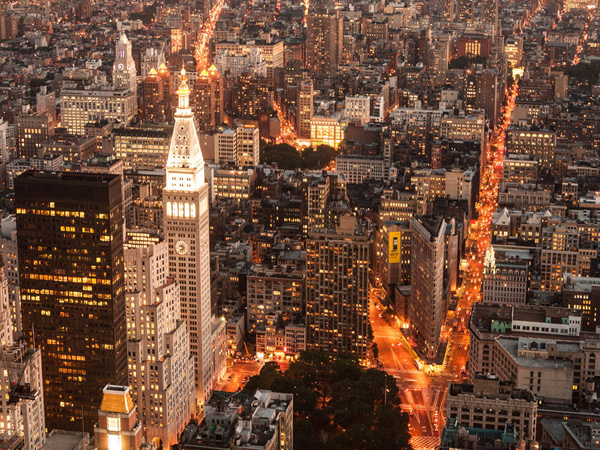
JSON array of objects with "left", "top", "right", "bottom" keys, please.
[
  {"left": 177, "top": 66, "right": 190, "bottom": 96},
  {"left": 149, "top": 68, "right": 158, "bottom": 75},
  {"left": 158, "top": 62, "right": 169, "bottom": 75}
]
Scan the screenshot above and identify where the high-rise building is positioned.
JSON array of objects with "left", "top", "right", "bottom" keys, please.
[
  {"left": 162, "top": 69, "right": 226, "bottom": 405},
  {"left": 193, "top": 66, "right": 224, "bottom": 133},
  {"left": 61, "top": 33, "right": 137, "bottom": 135},
  {"left": 298, "top": 77, "right": 314, "bottom": 139},
  {"left": 141, "top": 68, "right": 165, "bottom": 123},
  {"left": 16, "top": 114, "right": 54, "bottom": 159},
  {"left": 482, "top": 246, "right": 529, "bottom": 305},
  {"left": 36, "top": 87, "right": 56, "bottom": 127},
  {"left": 208, "top": 66, "right": 224, "bottom": 127},
  {"left": 94, "top": 385, "right": 143, "bottom": 450},
  {"left": 505, "top": 37, "right": 523, "bottom": 68},
  {"left": 194, "top": 69, "right": 216, "bottom": 132},
  {"left": 0, "top": 256, "right": 46, "bottom": 450},
  {"left": 306, "top": 215, "right": 370, "bottom": 359},
  {"left": 476, "top": 70, "right": 500, "bottom": 128},
  {"left": 236, "top": 126, "right": 259, "bottom": 167},
  {"left": 0, "top": 216, "right": 21, "bottom": 336},
  {"left": 232, "top": 73, "right": 271, "bottom": 119},
  {"left": 15, "top": 171, "right": 127, "bottom": 433},
  {"left": 124, "top": 235, "right": 195, "bottom": 447},
  {"left": 507, "top": 128, "right": 557, "bottom": 174},
  {"left": 114, "top": 31, "right": 138, "bottom": 93},
  {"left": 409, "top": 215, "right": 447, "bottom": 360},
  {"left": 214, "top": 128, "right": 236, "bottom": 165},
  {"left": 113, "top": 125, "right": 172, "bottom": 170},
  {"left": 306, "top": 7, "right": 343, "bottom": 75}
]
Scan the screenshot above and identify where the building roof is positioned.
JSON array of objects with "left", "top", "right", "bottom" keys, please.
[{"left": 99, "top": 385, "right": 134, "bottom": 414}]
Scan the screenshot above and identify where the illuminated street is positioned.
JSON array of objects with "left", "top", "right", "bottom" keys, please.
[{"left": 194, "top": 0, "right": 226, "bottom": 68}]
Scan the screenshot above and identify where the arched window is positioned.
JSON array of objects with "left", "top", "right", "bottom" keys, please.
[{"left": 185, "top": 203, "right": 190, "bottom": 218}]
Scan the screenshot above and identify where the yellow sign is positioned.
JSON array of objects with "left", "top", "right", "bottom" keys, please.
[{"left": 389, "top": 232, "right": 401, "bottom": 264}]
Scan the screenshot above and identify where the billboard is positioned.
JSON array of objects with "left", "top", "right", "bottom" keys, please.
[{"left": 389, "top": 231, "right": 401, "bottom": 264}]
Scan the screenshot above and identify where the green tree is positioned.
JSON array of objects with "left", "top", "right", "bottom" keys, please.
[
  {"left": 260, "top": 143, "right": 302, "bottom": 169},
  {"left": 301, "top": 145, "right": 339, "bottom": 170},
  {"left": 244, "top": 351, "right": 411, "bottom": 450}
]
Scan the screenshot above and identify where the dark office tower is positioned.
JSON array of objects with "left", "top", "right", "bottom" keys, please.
[
  {"left": 306, "top": 7, "right": 343, "bottom": 75},
  {"left": 306, "top": 215, "right": 370, "bottom": 359},
  {"left": 15, "top": 172, "right": 127, "bottom": 434},
  {"left": 456, "top": 0, "right": 473, "bottom": 22},
  {"left": 141, "top": 68, "right": 165, "bottom": 122},
  {"left": 476, "top": 70, "right": 500, "bottom": 128},
  {"left": 194, "top": 69, "right": 216, "bottom": 132}
]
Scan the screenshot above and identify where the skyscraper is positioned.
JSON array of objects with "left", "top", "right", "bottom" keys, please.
[
  {"left": 61, "top": 32, "right": 137, "bottom": 135},
  {"left": 15, "top": 171, "right": 127, "bottom": 433},
  {"left": 306, "top": 7, "right": 343, "bottom": 75},
  {"left": 193, "top": 69, "right": 216, "bottom": 132},
  {"left": 163, "top": 69, "right": 226, "bottom": 405},
  {"left": 297, "top": 76, "right": 313, "bottom": 140},
  {"left": 409, "top": 215, "right": 447, "bottom": 360},
  {"left": 140, "top": 68, "right": 165, "bottom": 122},
  {"left": 0, "top": 257, "right": 46, "bottom": 450},
  {"left": 124, "top": 234, "right": 195, "bottom": 447},
  {"left": 16, "top": 114, "right": 54, "bottom": 159},
  {"left": 113, "top": 31, "right": 138, "bottom": 93},
  {"left": 306, "top": 215, "right": 370, "bottom": 358}
]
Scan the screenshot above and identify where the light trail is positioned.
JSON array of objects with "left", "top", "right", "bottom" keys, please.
[
  {"left": 273, "top": 98, "right": 301, "bottom": 148},
  {"left": 194, "top": 0, "right": 226, "bottom": 69}
]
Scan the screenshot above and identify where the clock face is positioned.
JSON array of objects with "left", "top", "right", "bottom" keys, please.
[
  {"left": 176, "top": 240, "right": 188, "bottom": 255},
  {"left": 118, "top": 63, "right": 124, "bottom": 70}
]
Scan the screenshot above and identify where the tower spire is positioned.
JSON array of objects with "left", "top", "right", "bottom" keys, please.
[{"left": 177, "top": 66, "right": 190, "bottom": 111}]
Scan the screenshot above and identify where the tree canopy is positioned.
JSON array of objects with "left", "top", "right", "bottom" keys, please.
[
  {"left": 243, "top": 351, "right": 412, "bottom": 450},
  {"left": 449, "top": 55, "right": 488, "bottom": 69},
  {"left": 567, "top": 61, "right": 600, "bottom": 83},
  {"left": 260, "top": 142, "right": 339, "bottom": 170}
]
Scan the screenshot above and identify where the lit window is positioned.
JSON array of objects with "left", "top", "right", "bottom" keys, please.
[{"left": 107, "top": 417, "right": 120, "bottom": 432}]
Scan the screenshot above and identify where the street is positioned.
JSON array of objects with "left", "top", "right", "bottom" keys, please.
[{"left": 371, "top": 307, "right": 453, "bottom": 447}]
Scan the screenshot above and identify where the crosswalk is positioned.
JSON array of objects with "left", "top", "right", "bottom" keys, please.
[{"left": 410, "top": 435, "right": 441, "bottom": 450}]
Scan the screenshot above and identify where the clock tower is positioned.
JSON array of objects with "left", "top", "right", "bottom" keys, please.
[
  {"left": 113, "top": 30, "right": 137, "bottom": 93},
  {"left": 163, "top": 68, "right": 226, "bottom": 406}
]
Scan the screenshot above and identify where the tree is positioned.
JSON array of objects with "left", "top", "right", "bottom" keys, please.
[
  {"left": 301, "top": 145, "right": 339, "bottom": 170},
  {"left": 245, "top": 351, "right": 412, "bottom": 450},
  {"left": 260, "top": 143, "right": 302, "bottom": 170}
]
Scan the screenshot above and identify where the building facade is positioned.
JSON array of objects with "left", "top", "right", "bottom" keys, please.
[
  {"left": 410, "top": 215, "right": 447, "bottom": 360},
  {"left": 306, "top": 215, "right": 370, "bottom": 358},
  {"left": 124, "top": 236, "right": 195, "bottom": 447},
  {"left": 15, "top": 171, "right": 127, "bottom": 433},
  {"left": 162, "top": 69, "right": 226, "bottom": 405}
]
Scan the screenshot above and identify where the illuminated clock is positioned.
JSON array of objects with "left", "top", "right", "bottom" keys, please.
[
  {"left": 118, "top": 63, "right": 124, "bottom": 70},
  {"left": 176, "top": 240, "right": 188, "bottom": 255}
]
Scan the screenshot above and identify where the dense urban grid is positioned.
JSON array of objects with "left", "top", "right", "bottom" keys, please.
[{"left": 0, "top": 0, "right": 599, "bottom": 449}]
